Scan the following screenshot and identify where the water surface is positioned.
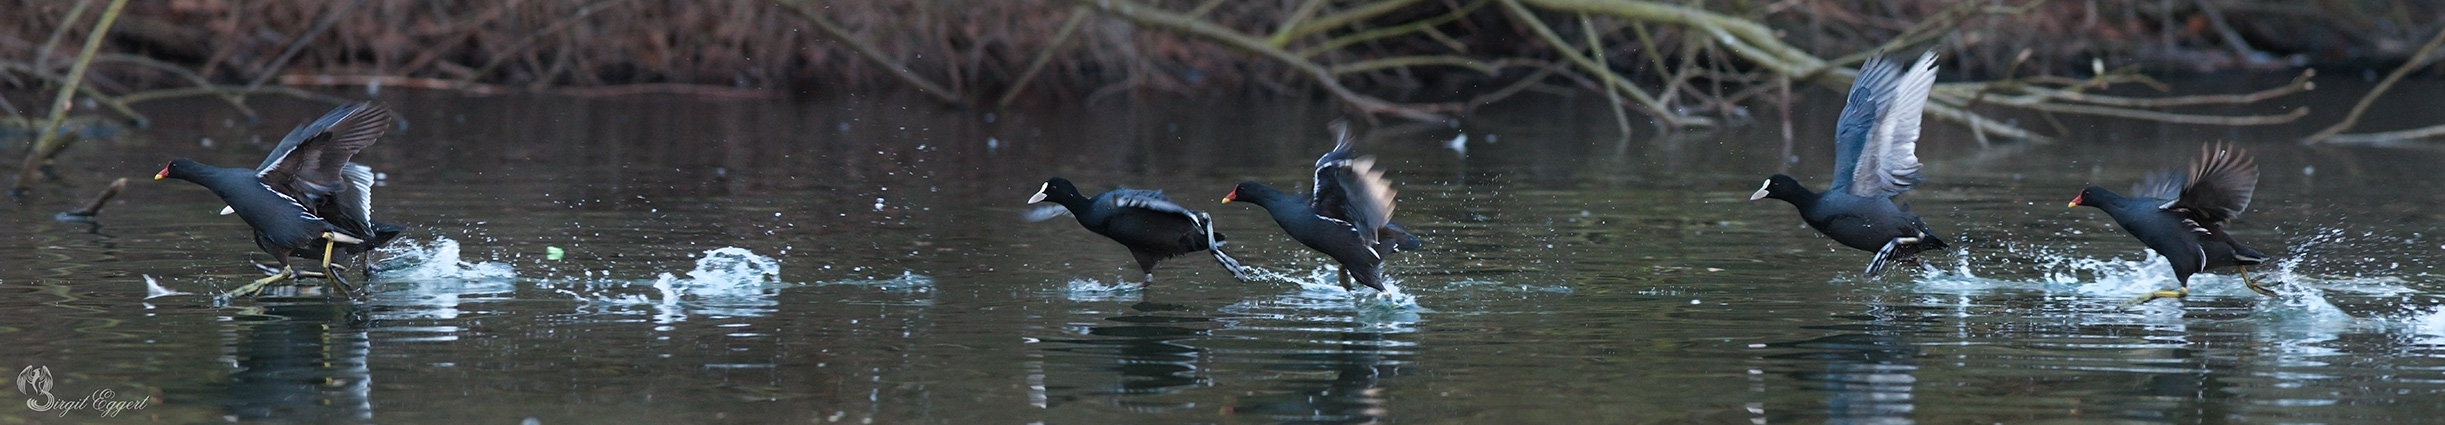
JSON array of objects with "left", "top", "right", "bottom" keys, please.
[{"left": 4, "top": 83, "right": 2444, "bottom": 424}]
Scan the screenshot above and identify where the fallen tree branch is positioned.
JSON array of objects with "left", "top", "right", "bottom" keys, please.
[
  {"left": 1500, "top": 0, "right": 1699, "bottom": 127},
  {"left": 1069, "top": 0, "right": 1457, "bottom": 122},
  {"left": 279, "top": 75, "right": 778, "bottom": 98},
  {"left": 1963, "top": 95, "right": 2308, "bottom": 126},
  {"left": 998, "top": 5, "right": 1092, "bottom": 107},
  {"left": 1329, "top": 55, "right": 1527, "bottom": 75},
  {"left": 15, "top": 0, "right": 129, "bottom": 197},
  {"left": 1270, "top": 0, "right": 1426, "bottom": 47},
  {"left": 1296, "top": 0, "right": 1487, "bottom": 58},
  {"left": 1971, "top": 69, "right": 2312, "bottom": 108},
  {"left": 775, "top": 0, "right": 965, "bottom": 105},
  {"left": 2303, "top": 23, "right": 2445, "bottom": 145}
]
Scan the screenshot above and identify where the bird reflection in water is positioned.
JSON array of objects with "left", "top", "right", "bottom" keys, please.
[
  {"left": 1034, "top": 301, "right": 1411, "bottom": 423},
  {"left": 220, "top": 301, "right": 374, "bottom": 422},
  {"left": 1764, "top": 303, "right": 1926, "bottom": 425},
  {"left": 1223, "top": 330, "right": 1406, "bottom": 425},
  {"left": 1036, "top": 301, "right": 1213, "bottom": 410}
]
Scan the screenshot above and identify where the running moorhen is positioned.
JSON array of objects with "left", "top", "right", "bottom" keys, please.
[
  {"left": 1221, "top": 121, "right": 1422, "bottom": 292},
  {"left": 1751, "top": 51, "right": 1949, "bottom": 278},
  {"left": 2069, "top": 142, "right": 2274, "bottom": 305},
  {"left": 1028, "top": 177, "right": 1248, "bottom": 285},
  {"left": 157, "top": 102, "right": 399, "bottom": 298}
]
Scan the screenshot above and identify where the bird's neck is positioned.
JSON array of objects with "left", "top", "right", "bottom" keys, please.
[
  {"left": 1249, "top": 193, "right": 1318, "bottom": 223},
  {"left": 1777, "top": 185, "right": 1821, "bottom": 208},
  {"left": 1045, "top": 192, "right": 1095, "bottom": 215}
]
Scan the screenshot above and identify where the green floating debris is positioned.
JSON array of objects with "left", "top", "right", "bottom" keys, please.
[{"left": 546, "top": 246, "right": 565, "bottom": 261}]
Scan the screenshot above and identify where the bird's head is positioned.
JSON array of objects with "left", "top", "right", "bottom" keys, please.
[
  {"left": 1749, "top": 174, "right": 1806, "bottom": 202},
  {"left": 1029, "top": 177, "right": 1077, "bottom": 204}
]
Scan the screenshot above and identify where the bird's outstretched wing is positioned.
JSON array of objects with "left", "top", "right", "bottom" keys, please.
[
  {"left": 2171, "top": 142, "right": 2258, "bottom": 225},
  {"left": 1835, "top": 52, "right": 1937, "bottom": 198},
  {"left": 1308, "top": 120, "right": 1397, "bottom": 247},
  {"left": 258, "top": 103, "right": 395, "bottom": 207}
]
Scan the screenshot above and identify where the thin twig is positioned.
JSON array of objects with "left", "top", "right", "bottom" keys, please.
[
  {"left": 999, "top": 5, "right": 1092, "bottom": 107},
  {"left": 2303, "top": 23, "right": 2445, "bottom": 144},
  {"left": 244, "top": 0, "right": 367, "bottom": 91},
  {"left": 1500, "top": 0, "right": 1696, "bottom": 127},
  {"left": 1962, "top": 94, "right": 2309, "bottom": 125},
  {"left": 473, "top": 0, "right": 634, "bottom": 80},
  {"left": 1070, "top": 0, "right": 1457, "bottom": 122},
  {"left": 2000, "top": 70, "right": 2312, "bottom": 108},
  {"left": 1275, "top": 0, "right": 1428, "bottom": 46},
  {"left": 15, "top": 0, "right": 128, "bottom": 197},
  {"left": 775, "top": 0, "right": 965, "bottom": 105},
  {"left": 34, "top": 0, "right": 93, "bottom": 72},
  {"left": 1266, "top": 0, "right": 1332, "bottom": 47},
  {"left": 1581, "top": 14, "right": 1633, "bottom": 141}
]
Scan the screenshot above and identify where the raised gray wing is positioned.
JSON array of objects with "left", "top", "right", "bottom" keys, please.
[
  {"left": 1311, "top": 119, "right": 1359, "bottom": 218},
  {"left": 2173, "top": 142, "right": 2257, "bottom": 224},
  {"left": 2129, "top": 168, "right": 2185, "bottom": 202},
  {"left": 1318, "top": 155, "right": 1397, "bottom": 248},
  {"left": 1842, "top": 51, "right": 1937, "bottom": 198},
  {"left": 1105, "top": 189, "right": 1195, "bottom": 216},
  {"left": 323, "top": 163, "right": 377, "bottom": 239},
  {"left": 258, "top": 103, "right": 395, "bottom": 205},
  {"left": 1106, "top": 189, "right": 1249, "bottom": 279}
]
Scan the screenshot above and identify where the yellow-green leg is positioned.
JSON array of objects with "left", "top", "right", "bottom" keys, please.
[
  {"left": 2235, "top": 265, "right": 2279, "bottom": 297},
  {"left": 2124, "top": 285, "right": 2190, "bottom": 307},
  {"left": 226, "top": 266, "right": 295, "bottom": 298},
  {"left": 317, "top": 233, "right": 364, "bottom": 299},
  {"left": 1336, "top": 269, "right": 1352, "bottom": 291}
]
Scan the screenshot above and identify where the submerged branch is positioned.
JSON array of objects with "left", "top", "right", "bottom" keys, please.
[{"left": 59, "top": 177, "right": 126, "bottom": 218}]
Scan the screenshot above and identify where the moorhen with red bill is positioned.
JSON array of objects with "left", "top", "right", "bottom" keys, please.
[
  {"left": 157, "top": 102, "right": 400, "bottom": 298},
  {"left": 1028, "top": 177, "right": 1248, "bottom": 285},
  {"left": 1751, "top": 51, "right": 1949, "bottom": 278},
  {"left": 2070, "top": 142, "right": 2275, "bottom": 305},
  {"left": 1222, "top": 120, "right": 1421, "bottom": 293}
]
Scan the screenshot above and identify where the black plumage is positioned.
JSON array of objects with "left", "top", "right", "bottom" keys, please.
[
  {"left": 158, "top": 102, "right": 400, "bottom": 297},
  {"left": 1028, "top": 177, "right": 1246, "bottom": 285},
  {"left": 1751, "top": 52, "right": 1949, "bottom": 278},
  {"left": 1222, "top": 121, "right": 1421, "bottom": 292},
  {"left": 2070, "top": 142, "right": 2274, "bottom": 304}
]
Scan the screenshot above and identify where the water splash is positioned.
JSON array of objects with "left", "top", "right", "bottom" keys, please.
[
  {"left": 1913, "top": 226, "right": 2431, "bottom": 325},
  {"left": 1235, "top": 264, "right": 1423, "bottom": 311},
  {"left": 1218, "top": 265, "right": 1425, "bottom": 329},
  {"left": 143, "top": 275, "right": 192, "bottom": 300},
  {"left": 1059, "top": 278, "right": 1142, "bottom": 302},
  {"left": 551, "top": 247, "right": 792, "bottom": 323},
  {"left": 371, "top": 237, "right": 518, "bottom": 282}
]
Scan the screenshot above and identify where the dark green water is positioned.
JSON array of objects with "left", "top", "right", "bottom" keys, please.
[{"left": 4, "top": 83, "right": 2443, "bottom": 424}]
